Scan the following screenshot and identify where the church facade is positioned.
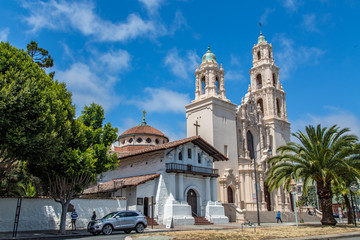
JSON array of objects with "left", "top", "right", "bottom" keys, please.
[
  {"left": 84, "top": 31, "right": 292, "bottom": 225},
  {"left": 185, "top": 32, "right": 291, "bottom": 219}
]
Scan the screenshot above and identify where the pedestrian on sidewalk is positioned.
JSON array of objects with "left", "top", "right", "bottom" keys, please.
[
  {"left": 276, "top": 211, "right": 283, "bottom": 223},
  {"left": 71, "top": 209, "right": 78, "bottom": 231},
  {"left": 91, "top": 211, "right": 96, "bottom": 220}
]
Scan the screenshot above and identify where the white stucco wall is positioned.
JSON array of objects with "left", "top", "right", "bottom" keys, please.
[
  {"left": 0, "top": 198, "right": 126, "bottom": 232},
  {"left": 102, "top": 152, "right": 165, "bottom": 182}
]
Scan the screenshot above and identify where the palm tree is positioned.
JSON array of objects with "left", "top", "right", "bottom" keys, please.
[{"left": 266, "top": 124, "right": 360, "bottom": 226}]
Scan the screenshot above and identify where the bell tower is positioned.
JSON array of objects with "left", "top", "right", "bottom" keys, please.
[
  {"left": 249, "top": 29, "right": 291, "bottom": 152},
  {"left": 194, "top": 46, "right": 227, "bottom": 101},
  {"left": 186, "top": 46, "right": 239, "bottom": 203}
]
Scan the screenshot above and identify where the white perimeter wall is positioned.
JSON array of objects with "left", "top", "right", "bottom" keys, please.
[{"left": 0, "top": 198, "right": 126, "bottom": 232}]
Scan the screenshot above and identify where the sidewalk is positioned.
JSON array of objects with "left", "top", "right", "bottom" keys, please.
[{"left": 1, "top": 222, "right": 359, "bottom": 240}]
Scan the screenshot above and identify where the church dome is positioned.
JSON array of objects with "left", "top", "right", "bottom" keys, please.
[
  {"left": 116, "top": 111, "right": 169, "bottom": 153},
  {"left": 202, "top": 46, "right": 217, "bottom": 63},
  {"left": 119, "top": 125, "right": 168, "bottom": 139}
]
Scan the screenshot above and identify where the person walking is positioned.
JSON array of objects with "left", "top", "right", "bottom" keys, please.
[
  {"left": 91, "top": 211, "right": 96, "bottom": 220},
  {"left": 276, "top": 211, "right": 283, "bottom": 223},
  {"left": 71, "top": 209, "right": 78, "bottom": 231}
]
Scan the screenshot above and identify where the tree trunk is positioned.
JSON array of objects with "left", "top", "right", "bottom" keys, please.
[
  {"left": 317, "top": 180, "right": 337, "bottom": 226},
  {"left": 343, "top": 194, "right": 354, "bottom": 224},
  {"left": 59, "top": 201, "right": 70, "bottom": 234}
]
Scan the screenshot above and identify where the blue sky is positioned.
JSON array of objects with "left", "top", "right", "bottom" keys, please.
[{"left": 1, "top": 0, "right": 359, "bottom": 142}]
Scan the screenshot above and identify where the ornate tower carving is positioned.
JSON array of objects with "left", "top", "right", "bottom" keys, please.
[
  {"left": 249, "top": 30, "right": 291, "bottom": 158},
  {"left": 194, "top": 46, "right": 227, "bottom": 101}
]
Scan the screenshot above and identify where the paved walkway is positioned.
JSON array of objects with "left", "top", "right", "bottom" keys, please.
[{"left": 1, "top": 222, "right": 359, "bottom": 240}]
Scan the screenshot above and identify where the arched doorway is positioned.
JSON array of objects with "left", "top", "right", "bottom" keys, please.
[
  {"left": 187, "top": 189, "right": 197, "bottom": 216},
  {"left": 227, "top": 186, "right": 234, "bottom": 203},
  {"left": 264, "top": 183, "right": 271, "bottom": 211},
  {"left": 144, "top": 197, "right": 149, "bottom": 217}
]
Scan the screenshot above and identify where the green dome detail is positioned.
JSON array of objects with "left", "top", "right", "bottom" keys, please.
[
  {"left": 202, "top": 46, "right": 217, "bottom": 63},
  {"left": 257, "top": 33, "right": 266, "bottom": 44}
]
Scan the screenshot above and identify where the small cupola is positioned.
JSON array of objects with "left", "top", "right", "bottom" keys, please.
[
  {"left": 257, "top": 33, "right": 266, "bottom": 44},
  {"left": 202, "top": 46, "right": 217, "bottom": 63}
]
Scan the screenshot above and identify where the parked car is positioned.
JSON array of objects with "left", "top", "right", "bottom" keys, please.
[{"left": 87, "top": 210, "right": 147, "bottom": 235}]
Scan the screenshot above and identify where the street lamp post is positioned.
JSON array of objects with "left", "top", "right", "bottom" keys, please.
[
  {"left": 252, "top": 145, "right": 272, "bottom": 226},
  {"left": 289, "top": 177, "right": 298, "bottom": 228}
]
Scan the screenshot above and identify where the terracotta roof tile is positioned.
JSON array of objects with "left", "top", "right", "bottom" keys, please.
[
  {"left": 117, "top": 136, "right": 228, "bottom": 162},
  {"left": 119, "top": 125, "right": 168, "bottom": 139},
  {"left": 83, "top": 173, "right": 160, "bottom": 194}
]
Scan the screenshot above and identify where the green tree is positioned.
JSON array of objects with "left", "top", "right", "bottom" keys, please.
[
  {"left": 28, "top": 103, "right": 118, "bottom": 234},
  {"left": 266, "top": 124, "right": 360, "bottom": 226},
  {"left": 26, "top": 41, "right": 55, "bottom": 78},
  {"left": 26, "top": 41, "right": 54, "bottom": 69},
  {"left": 0, "top": 42, "right": 68, "bottom": 190}
]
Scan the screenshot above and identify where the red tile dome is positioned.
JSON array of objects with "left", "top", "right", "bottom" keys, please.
[{"left": 119, "top": 125, "right": 168, "bottom": 139}]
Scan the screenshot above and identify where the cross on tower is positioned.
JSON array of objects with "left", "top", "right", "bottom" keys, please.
[
  {"left": 193, "top": 121, "right": 200, "bottom": 136},
  {"left": 142, "top": 110, "right": 147, "bottom": 125}
]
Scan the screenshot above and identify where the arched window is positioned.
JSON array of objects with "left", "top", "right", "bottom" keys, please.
[
  {"left": 257, "top": 98, "right": 264, "bottom": 113},
  {"left": 136, "top": 137, "right": 143, "bottom": 143},
  {"left": 256, "top": 74, "right": 262, "bottom": 89},
  {"left": 227, "top": 186, "right": 234, "bottom": 203},
  {"left": 146, "top": 138, "right": 151, "bottom": 143},
  {"left": 268, "top": 50, "right": 271, "bottom": 58},
  {"left": 198, "top": 153, "right": 201, "bottom": 164},
  {"left": 273, "top": 73, "right": 276, "bottom": 86},
  {"left": 215, "top": 76, "right": 219, "bottom": 94},
  {"left": 257, "top": 50, "right": 261, "bottom": 60},
  {"left": 246, "top": 131, "right": 255, "bottom": 159},
  {"left": 201, "top": 76, "right": 206, "bottom": 95},
  {"left": 155, "top": 139, "right": 159, "bottom": 144},
  {"left": 276, "top": 98, "right": 281, "bottom": 117},
  {"left": 129, "top": 138, "right": 133, "bottom": 143},
  {"left": 179, "top": 151, "right": 183, "bottom": 160}
]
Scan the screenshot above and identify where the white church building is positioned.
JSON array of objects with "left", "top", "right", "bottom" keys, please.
[{"left": 84, "top": 31, "right": 292, "bottom": 225}]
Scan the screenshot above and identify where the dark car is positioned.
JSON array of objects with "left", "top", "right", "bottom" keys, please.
[{"left": 87, "top": 210, "right": 147, "bottom": 235}]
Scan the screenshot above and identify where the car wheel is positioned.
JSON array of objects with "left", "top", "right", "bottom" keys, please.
[
  {"left": 102, "top": 224, "right": 113, "bottom": 235},
  {"left": 135, "top": 223, "right": 145, "bottom": 233},
  {"left": 124, "top": 230, "right": 132, "bottom": 234}
]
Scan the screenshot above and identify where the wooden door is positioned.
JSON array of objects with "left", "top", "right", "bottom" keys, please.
[
  {"left": 187, "top": 189, "right": 197, "bottom": 216},
  {"left": 227, "top": 186, "right": 234, "bottom": 203},
  {"left": 144, "top": 197, "right": 149, "bottom": 217}
]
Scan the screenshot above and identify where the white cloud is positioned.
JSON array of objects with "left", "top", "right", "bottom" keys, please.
[
  {"left": 97, "top": 50, "right": 131, "bottom": 73},
  {"left": 164, "top": 48, "right": 200, "bottom": 79},
  {"left": 281, "top": 0, "right": 302, "bottom": 11},
  {"left": 21, "top": 0, "right": 163, "bottom": 42},
  {"left": 0, "top": 28, "right": 9, "bottom": 42},
  {"left": 225, "top": 70, "right": 246, "bottom": 82},
  {"left": 291, "top": 107, "right": 360, "bottom": 139},
  {"left": 260, "top": 8, "right": 275, "bottom": 24},
  {"left": 56, "top": 62, "right": 121, "bottom": 112},
  {"left": 230, "top": 54, "right": 241, "bottom": 66},
  {"left": 138, "top": 0, "right": 163, "bottom": 15},
  {"left": 302, "top": 14, "right": 318, "bottom": 32},
  {"left": 274, "top": 35, "right": 325, "bottom": 79},
  {"left": 128, "top": 88, "right": 190, "bottom": 113}
]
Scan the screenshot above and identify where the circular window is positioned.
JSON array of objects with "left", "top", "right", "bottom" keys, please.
[
  {"left": 155, "top": 139, "right": 159, "bottom": 144},
  {"left": 137, "top": 137, "right": 143, "bottom": 143},
  {"left": 146, "top": 138, "right": 151, "bottom": 143},
  {"left": 128, "top": 138, "right": 133, "bottom": 143}
]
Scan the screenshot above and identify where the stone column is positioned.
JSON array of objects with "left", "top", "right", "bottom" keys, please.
[
  {"left": 211, "top": 178, "right": 217, "bottom": 201},
  {"left": 205, "top": 177, "right": 210, "bottom": 202},
  {"left": 178, "top": 173, "right": 184, "bottom": 202},
  {"left": 168, "top": 173, "right": 176, "bottom": 200}
]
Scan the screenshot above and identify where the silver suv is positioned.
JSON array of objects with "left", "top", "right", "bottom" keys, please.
[{"left": 87, "top": 210, "right": 147, "bottom": 235}]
